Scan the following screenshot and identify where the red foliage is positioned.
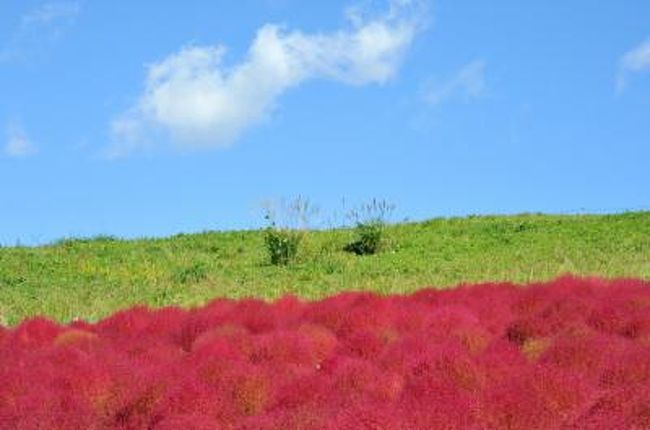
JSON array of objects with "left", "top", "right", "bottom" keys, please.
[
  {"left": 153, "top": 413, "right": 223, "bottom": 430},
  {"left": 1, "top": 276, "right": 649, "bottom": 428}
]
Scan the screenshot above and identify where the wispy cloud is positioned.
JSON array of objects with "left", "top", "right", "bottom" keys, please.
[
  {"left": 109, "top": 0, "right": 428, "bottom": 157},
  {"left": 4, "top": 123, "right": 37, "bottom": 158},
  {"left": 420, "top": 60, "right": 487, "bottom": 106},
  {"left": 616, "top": 38, "right": 650, "bottom": 93},
  {"left": 0, "top": 1, "right": 81, "bottom": 63},
  {"left": 21, "top": 1, "right": 81, "bottom": 27}
]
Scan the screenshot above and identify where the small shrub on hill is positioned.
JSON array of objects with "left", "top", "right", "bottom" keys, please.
[
  {"left": 344, "top": 198, "right": 395, "bottom": 255},
  {"left": 264, "top": 227, "right": 302, "bottom": 266},
  {"left": 262, "top": 196, "right": 317, "bottom": 265}
]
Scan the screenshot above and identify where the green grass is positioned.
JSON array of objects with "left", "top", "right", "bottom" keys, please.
[{"left": 0, "top": 212, "right": 648, "bottom": 326}]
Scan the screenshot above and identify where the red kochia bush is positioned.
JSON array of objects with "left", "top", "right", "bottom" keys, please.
[{"left": 1, "top": 276, "right": 649, "bottom": 429}]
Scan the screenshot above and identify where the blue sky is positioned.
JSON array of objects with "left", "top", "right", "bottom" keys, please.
[{"left": 1, "top": 0, "right": 649, "bottom": 245}]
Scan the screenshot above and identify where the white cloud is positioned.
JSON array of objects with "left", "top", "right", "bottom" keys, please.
[
  {"left": 110, "top": 0, "right": 426, "bottom": 156},
  {"left": 617, "top": 39, "right": 650, "bottom": 93},
  {"left": 21, "top": 1, "right": 81, "bottom": 28},
  {"left": 4, "top": 124, "right": 37, "bottom": 157},
  {"left": 421, "top": 60, "right": 487, "bottom": 106},
  {"left": 0, "top": 1, "right": 81, "bottom": 63}
]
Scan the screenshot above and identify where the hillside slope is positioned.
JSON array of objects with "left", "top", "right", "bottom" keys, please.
[{"left": 0, "top": 212, "right": 648, "bottom": 325}]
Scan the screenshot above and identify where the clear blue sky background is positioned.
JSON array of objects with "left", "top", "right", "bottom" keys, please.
[{"left": 1, "top": 0, "right": 649, "bottom": 245}]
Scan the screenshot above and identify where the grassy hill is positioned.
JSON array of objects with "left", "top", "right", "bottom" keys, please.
[{"left": 0, "top": 211, "right": 648, "bottom": 326}]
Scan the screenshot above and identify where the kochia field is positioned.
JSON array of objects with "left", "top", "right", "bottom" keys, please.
[{"left": 1, "top": 276, "right": 650, "bottom": 429}]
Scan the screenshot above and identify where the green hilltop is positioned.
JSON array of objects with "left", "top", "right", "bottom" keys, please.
[{"left": 1, "top": 211, "right": 648, "bottom": 326}]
